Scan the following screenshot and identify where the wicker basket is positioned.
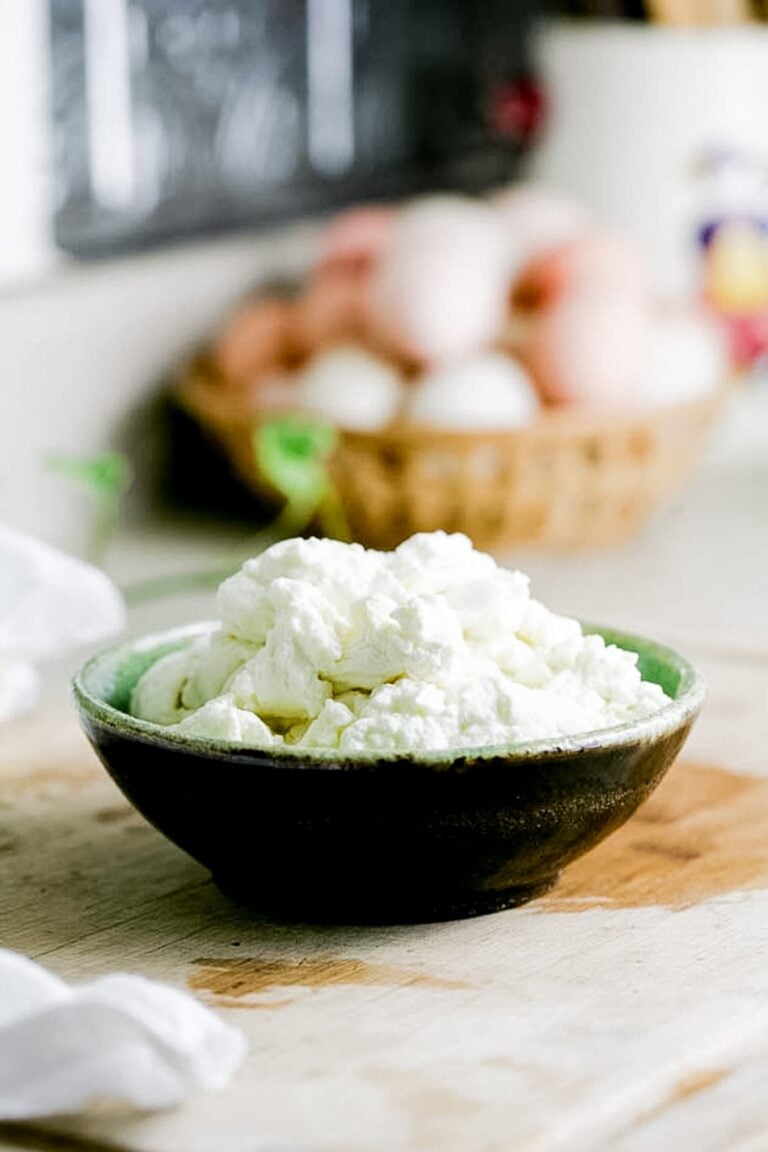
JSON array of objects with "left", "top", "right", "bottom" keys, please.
[{"left": 175, "top": 357, "right": 729, "bottom": 550}]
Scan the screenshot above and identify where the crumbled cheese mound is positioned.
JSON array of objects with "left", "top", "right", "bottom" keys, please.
[{"left": 130, "top": 533, "right": 669, "bottom": 753}]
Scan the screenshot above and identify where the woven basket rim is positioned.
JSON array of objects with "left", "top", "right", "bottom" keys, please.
[{"left": 174, "top": 352, "right": 733, "bottom": 446}]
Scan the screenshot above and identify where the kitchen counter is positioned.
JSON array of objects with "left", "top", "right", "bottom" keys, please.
[{"left": 0, "top": 383, "right": 767, "bottom": 1152}]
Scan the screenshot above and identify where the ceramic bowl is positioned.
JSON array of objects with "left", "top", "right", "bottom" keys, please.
[{"left": 73, "top": 623, "right": 704, "bottom": 924}]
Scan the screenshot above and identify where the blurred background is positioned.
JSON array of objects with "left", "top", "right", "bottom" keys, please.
[{"left": 1, "top": 0, "right": 766, "bottom": 652}]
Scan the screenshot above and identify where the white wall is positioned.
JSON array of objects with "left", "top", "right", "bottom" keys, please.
[{"left": 0, "top": 225, "right": 316, "bottom": 550}]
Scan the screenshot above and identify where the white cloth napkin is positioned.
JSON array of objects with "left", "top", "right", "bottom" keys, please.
[
  {"left": 0, "top": 951, "right": 247, "bottom": 1118},
  {"left": 0, "top": 525, "right": 125, "bottom": 722}
]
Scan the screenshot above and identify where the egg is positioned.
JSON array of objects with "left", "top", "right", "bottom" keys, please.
[
  {"left": 314, "top": 205, "right": 397, "bottom": 277},
  {"left": 212, "top": 298, "right": 295, "bottom": 386},
  {"left": 256, "top": 372, "right": 298, "bottom": 413},
  {"left": 514, "top": 231, "right": 650, "bottom": 312},
  {"left": 295, "top": 345, "right": 403, "bottom": 431},
  {"left": 499, "top": 309, "right": 537, "bottom": 360},
  {"left": 409, "top": 352, "right": 539, "bottom": 429},
  {"left": 527, "top": 293, "right": 653, "bottom": 407},
  {"left": 295, "top": 268, "right": 370, "bottom": 356},
  {"left": 369, "top": 196, "right": 509, "bottom": 364},
  {"left": 642, "top": 311, "right": 727, "bottom": 408},
  {"left": 492, "top": 184, "right": 592, "bottom": 272}
]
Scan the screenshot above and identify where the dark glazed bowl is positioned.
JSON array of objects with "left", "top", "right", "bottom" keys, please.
[{"left": 74, "top": 623, "right": 704, "bottom": 924}]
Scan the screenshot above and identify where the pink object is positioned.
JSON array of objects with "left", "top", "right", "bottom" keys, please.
[
  {"left": 527, "top": 293, "right": 653, "bottom": 407},
  {"left": 724, "top": 311, "right": 768, "bottom": 368},
  {"left": 314, "top": 206, "right": 397, "bottom": 277},
  {"left": 492, "top": 185, "right": 592, "bottom": 271},
  {"left": 514, "top": 231, "right": 650, "bottom": 311},
  {"left": 487, "top": 79, "right": 548, "bottom": 147},
  {"left": 369, "top": 196, "right": 509, "bottom": 364}
]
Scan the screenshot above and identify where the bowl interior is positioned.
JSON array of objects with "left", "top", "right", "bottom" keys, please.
[
  {"left": 75, "top": 621, "right": 703, "bottom": 764},
  {"left": 90, "top": 630, "right": 199, "bottom": 714}
]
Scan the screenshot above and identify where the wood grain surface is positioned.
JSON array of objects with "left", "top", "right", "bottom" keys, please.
[{"left": 2, "top": 643, "right": 768, "bottom": 1152}]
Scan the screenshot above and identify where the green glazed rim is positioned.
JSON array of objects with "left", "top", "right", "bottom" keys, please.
[{"left": 73, "top": 622, "right": 705, "bottom": 766}]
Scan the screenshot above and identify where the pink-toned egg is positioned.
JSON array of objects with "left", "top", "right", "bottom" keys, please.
[
  {"left": 514, "top": 231, "right": 650, "bottom": 312},
  {"left": 526, "top": 292, "right": 653, "bottom": 406},
  {"left": 369, "top": 196, "right": 509, "bottom": 364},
  {"left": 492, "top": 184, "right": 592, "bottom": 271},
  {"left": 314, "top": 205, "right": 397, "bottom": 278},
  {"left": 212, "top": 298, "right": 296, "bottom": 386}
]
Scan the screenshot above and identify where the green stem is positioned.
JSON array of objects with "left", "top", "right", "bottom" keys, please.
[{"left": 87, "top": 493, "right": 120, "bottom": 567}]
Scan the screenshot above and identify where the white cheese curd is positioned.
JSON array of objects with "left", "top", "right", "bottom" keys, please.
[
  {"left": 130, "top": 532, "right": 670, "bottom": 753},
  {"left": 174, "top": 696, "right": 278, "bottom": 745},
  {"left": 130, "top": 648, "right": 192, "bottom": 726},
  {"left": 180, "top": 632, "right": 257, "bottom": 711}
]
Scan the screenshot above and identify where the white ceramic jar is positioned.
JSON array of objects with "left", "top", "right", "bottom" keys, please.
[{"left": 528, "top": 19, "right": 768, "bottom": 299}]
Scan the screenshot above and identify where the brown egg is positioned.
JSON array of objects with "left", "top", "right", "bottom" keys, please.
[
  {"left": 257, "top": 372, "right": 299, "bottom": 413},
  {"left": 514, "top": 231, "right": 650, "bottom": 312},
  {"left": 498, "top": 308, "right": 537, "bottom": 359},
  {"left": 314, "top": 205, "right": 397, "bottom": 278},
  {"left": 294, "top": 265, "right": 372, "bottom": 358},
  {"left": 526, "top": 292, "right": 653, "bottom": 407},
  {"left": 212, "top": 298, "right": 296, "bottom": 387}
]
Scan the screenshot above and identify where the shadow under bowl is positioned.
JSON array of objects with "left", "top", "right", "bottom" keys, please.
[{"left": 73, "top": 623, "right": 704, "bottom": 924}]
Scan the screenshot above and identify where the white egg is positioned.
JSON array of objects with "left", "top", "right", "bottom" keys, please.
[
  {"left": 369, "top": 196, "right": 509, "bottom": 364},
  {"left": 643, "top": 313, "right": 728, "bottom": 408},
  {"left": 295, "top": 345, "right": 403, "bottom": 430},
  {"left": 409, "top": 353, "right": 540, "bottom": 430}
]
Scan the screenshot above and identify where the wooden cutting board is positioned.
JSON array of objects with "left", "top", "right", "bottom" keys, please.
[{"left": 1, "top": 655, "right": 768, "bottom": 1152}]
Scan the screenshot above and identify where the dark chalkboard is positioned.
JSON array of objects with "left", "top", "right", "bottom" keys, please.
[{"left": 50, "top": 0, "right": 539, "bottom": 257}]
